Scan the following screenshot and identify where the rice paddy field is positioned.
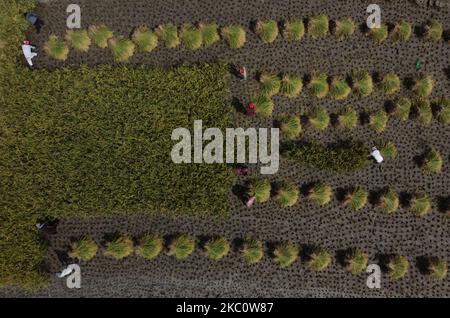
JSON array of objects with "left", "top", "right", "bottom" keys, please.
[{"left": 0, "top": 0, "right": 449, "bottom": 297}]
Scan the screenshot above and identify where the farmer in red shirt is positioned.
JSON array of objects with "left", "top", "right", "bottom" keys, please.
[{"left": 244, "top": 102, "right": 256, "bottom": 116}]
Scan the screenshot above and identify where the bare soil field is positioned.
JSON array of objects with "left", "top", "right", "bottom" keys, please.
[{"left": 1, "top": 0, "right": 449, "bottom": 297}]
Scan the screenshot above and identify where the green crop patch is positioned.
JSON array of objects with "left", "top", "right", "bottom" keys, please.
[
  {"left": 282, "top": 140, "right": 369, "bottom": 172},
  {"left": 1, "top": 64, "right": 235, "bottom": 218}
]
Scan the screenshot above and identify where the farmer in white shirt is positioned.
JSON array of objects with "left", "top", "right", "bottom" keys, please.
[
  {"left": 370, "top": 146, "right": 384, "bottom": 163},
  {"left": 21, "top": 40, "right": 38, "bottom": 67}
]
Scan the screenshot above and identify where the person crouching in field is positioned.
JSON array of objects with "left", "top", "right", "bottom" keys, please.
[
  {"left": 21, "top": 40, "right": 38, "bottom": 67},
  {"left": 24, "top": 12, "right": 45, "bottom": 33}
]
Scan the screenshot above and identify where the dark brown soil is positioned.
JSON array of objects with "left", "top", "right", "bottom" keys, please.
[{"left": 2, "top": 0, "right": 449, "bottom": 297}]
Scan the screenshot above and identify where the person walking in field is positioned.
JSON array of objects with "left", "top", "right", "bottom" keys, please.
[{"left": 21, "top": 40, "right": 38, "bottom": 67}]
